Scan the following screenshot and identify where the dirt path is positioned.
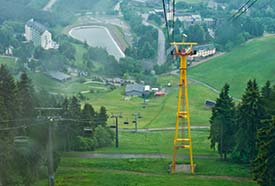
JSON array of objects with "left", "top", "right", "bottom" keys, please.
[
  {"left": 188, "top": 77, "right": 241, "bottom": 101},
  {"left": 64, "top": 152, "right": 215, "bottom": 160},
  {"left": 120, "top": 126, "right": 209, "bottom": 133},
  {"left": 62, "top": 166, "right": 252, "bottom": 181}
]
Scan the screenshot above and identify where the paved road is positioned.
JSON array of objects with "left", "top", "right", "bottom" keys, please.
[
  {"left": 142, "top": 14, "right": 166, "bottom": 65},
  {"left": 43, "top": 0, "right": 57, "bottom": 11}
]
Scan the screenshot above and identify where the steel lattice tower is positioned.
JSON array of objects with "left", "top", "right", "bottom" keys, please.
[{"left": 170, "top": 42, "right": 197, "bottom": 174}]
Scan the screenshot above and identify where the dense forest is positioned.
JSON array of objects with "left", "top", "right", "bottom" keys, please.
[
  {"left": 209, "top": 80, "right": 275, "bottom": 186},
  {"left": 0, "top": 65, "right": 114, "bottom": 185}
]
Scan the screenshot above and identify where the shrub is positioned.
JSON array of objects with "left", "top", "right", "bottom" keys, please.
[
  {"left": 75, "top": 136, "right": 97, "bottom": 151},
  {"left": 94, "top": 125, "right": 114, "bottom": 148}
]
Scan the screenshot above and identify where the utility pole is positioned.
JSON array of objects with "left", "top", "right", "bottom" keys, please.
[
  {"left": 35, "top": 108, "right": 62, "bottom": 186},
  {"left": 132, "top": 113, "right": 142, "bottom": 132},
  {"left": 111, "top": 113, "right": 122, "bottom": 148},
  {"left": 48, "top": 118, "right": 54, "bottom": 186}
]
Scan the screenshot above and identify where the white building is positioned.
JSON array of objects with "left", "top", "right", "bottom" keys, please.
[
  {"left": 25, "top": 19, "right": 58, "bottom": 50},
  {"left": 189, "top": 44, "right": 216, "bottom": 61}
]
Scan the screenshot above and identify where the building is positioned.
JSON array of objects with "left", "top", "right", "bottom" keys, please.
[
  {"left": 203, "top": 18, "right": 215, "bottom": 27},
  {"left": 47, "top": 71, "right": 71, "bottom": 82},
  {"left": 106, "top": 78, "right": 125, "bottom": 87},
  {"left": 205, "top": 100, "right": 216, "bottom": 109},
  {"left": 25, "top": 19, "right": 58, "bottom": 50},
  {"left": 174, "top": 14, "right": 203, "bottom": 27},
  {"left": 190, "top": 44, "right": 216, "bottom": 61},
  {"left": 125, "top": 84, "right": 144, "bottom": 97}
]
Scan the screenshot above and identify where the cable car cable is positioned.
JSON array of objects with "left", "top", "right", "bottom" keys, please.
[{"left": 162, "top": 0, "right": 171, "bottom": 43}]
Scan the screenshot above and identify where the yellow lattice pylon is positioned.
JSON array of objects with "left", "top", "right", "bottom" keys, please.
[{"left": 170, "top": 42, "right": 197, "bottom": 174}]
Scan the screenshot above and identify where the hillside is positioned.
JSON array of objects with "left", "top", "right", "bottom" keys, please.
[{"left": 189, "top": 35, "right": 275, "bottom": 97}]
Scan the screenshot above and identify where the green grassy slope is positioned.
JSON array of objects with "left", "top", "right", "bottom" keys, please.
[
  {"left": 29, "top": 73, "right": 216, "bottom": 127},
  {"left": 36, "top": 169, "right": 257, "bottom": 186},
  {"left": 29, "top": 72, "right": 108, "bottom": 96},
  {"left": 65, "top": 129, "right": 214, "bottom": 155},
  {"left": 189, "top": 35, "right": 275, "bottom": 97},
  {"left": 84, "top": 75, "right": 217, "bottom": 127},
  {"left": 53, "top": 0, "right": 117, "bottom": 18},
  {"left": 0, "top": 56, "right": 17, "bottom": 67},
  {"left": 28, "top": 0, "right": 48, "bottom": 9}
]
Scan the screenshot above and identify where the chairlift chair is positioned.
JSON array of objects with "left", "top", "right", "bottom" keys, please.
[
  {"left": 83, "top": 127, "right": 93, "bottom": 136},
  {"left": 14, "top": 136, "right": 30, "bottom": 145},
  {"left": 124, "top": 118, "right": 129, "bottom": 125}
]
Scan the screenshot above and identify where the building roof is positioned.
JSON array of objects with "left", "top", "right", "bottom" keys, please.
[
  {"left": 48, "top": 71, "right": 71, "bottom": 81},
  {"left": 26, "top": 19, "right": 47, "bottom": 34},
  {"left": 125, "top": 84, "right": 144, "bottom": 93},
  {"left": 193, "top": 44, "right": 215, "bottom": 51},
  {"left": 205, "top": 99, "right": 216, "bottom": 108}
]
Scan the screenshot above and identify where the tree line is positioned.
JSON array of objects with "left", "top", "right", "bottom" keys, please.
[
  {"left": 209, "top": 79, "right": 275, "bottom": 186},
  {"left": 0, "top": 65, "right": 114, "bottom": 186},
  {"left": 121, "top": 1, "right": 158, "bottom": 60}
]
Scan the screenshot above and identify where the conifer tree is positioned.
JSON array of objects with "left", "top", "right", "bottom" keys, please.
[
  {"left": 69, "top": 96, "right": 81, "bottom": 119},
  {"left": 235, "top": 79, "right": 265, "bottom": 162},
  {"left": 58, "top": 98, "right": 71, "bottom": 151},
  {"left": 252, "top": 117, "right": 275, "bottom": 186},
  {"left": 0, "top": 65, "right": 17, "bottom": 125},
  {"left": 82, "top": 103, "right": 96, "bottom": 129},
  {"left": 17, "top": 72, "right": 36, "bottom": 119},
  {"left": 261, "top": 81, "right": 275, "bottom": 116},
  {"left": 63, "top": 96, "right": 81, "bottom": 150},
  {"left": 209, "top": 83, "right": 235, "bottom": 160},
  {"left": 96, "top": 106, "right": 108, "bottom": 127},
  {"left": 0, "top": 96, "right": 8, "bottom": 131}
]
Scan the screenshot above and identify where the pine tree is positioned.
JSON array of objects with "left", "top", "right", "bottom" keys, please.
[
  {"left": 17, "top": 72, "right": 36, "bottom": 120},
  {"left": 252, "top": 117, "right": 275, "bottom": 186},
  {"left": 67, "top": 96, "right": 81, "bottom": 150},
  {"left": 96, "top": 106, "right": 108, "bottom": 127},
  {"left": 0, "top": 96, "right": 8, "bottom": 129},
  {"left": 81, "top": 103, "right": 96, "bottom": 129},
  {"left": 58, "top": 98, "right": 71, "bottom": 151},
  {"left": 235, "top": 79, "right": 265, "bottom": 162},
  {"left": 0, "top": 65, "right": 17, "bottom": 125},
  {"left": 261, "top": 81, "right": 275, "bottom": 116},
  {"left": 69, "top": 96, "right": 81, "bottom": 119},
  {"left": 209, "top": 83, "right": 235, "bottom": 160}
]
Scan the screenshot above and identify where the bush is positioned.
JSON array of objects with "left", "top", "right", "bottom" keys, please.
[
  {"left": 75, "top": 136, "right": 97, "bottom": 151},
  {"left": 94, "top": 125, "right": 114, "bottom": 148}
]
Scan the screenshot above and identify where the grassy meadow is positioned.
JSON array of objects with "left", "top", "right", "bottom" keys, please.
[
  {"left": 189, "top": 35, "right": 275, "bottom": 98},
  {"left": 65, "top": 129, "right": 214, "bottom": 155},
  {"left": 27, "top": 72, "right": 217, "bottom": 127},
  {"left": 34, "top": 128, "right": 258, "bottom": 186},
  {"left": 0, "top": 56, "right": 17, "bottom": 68},
  {"left": 36, "top": 168, "right": 257, "bottom": 186}
]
